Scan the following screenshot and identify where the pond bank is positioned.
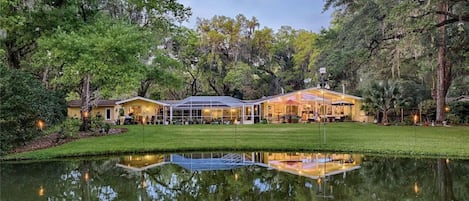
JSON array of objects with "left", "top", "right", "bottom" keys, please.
[{"left": 2, "top": 123, "right": 468, "bottom": 160}]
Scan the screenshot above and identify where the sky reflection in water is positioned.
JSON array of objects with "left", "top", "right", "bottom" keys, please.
[{"left": 1, "top": 152, "right": 468, "bottom": 200}]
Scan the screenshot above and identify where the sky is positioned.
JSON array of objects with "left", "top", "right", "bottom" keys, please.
[{"left": 177, "top": 0, "right": 334, "bottom": 33}]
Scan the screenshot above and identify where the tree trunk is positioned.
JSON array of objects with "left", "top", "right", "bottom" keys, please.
[
  {"left": 435, "top": 0, "right": 452, "bottom": 124},
  {"left": 42, "top": 66, "right": 49, "bottom": 88},
  {"left": 79, "top": 74, "right": 91, "bottom": 131},
  {"left": 382, "top": 110, "right": 389, "bottom": 125},
  {"left": 437, "top": 159, "right": 456, "bottom": 201},
  {"left": 5, "top": 40, "right": 21, "bottom": 69},
  {"left": 138, "top": 80, "right": 151, "bottom": 97}
]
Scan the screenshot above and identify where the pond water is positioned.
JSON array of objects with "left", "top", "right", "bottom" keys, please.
[{"left": 1, "top": 152, "right": 468, "bottom": 201}]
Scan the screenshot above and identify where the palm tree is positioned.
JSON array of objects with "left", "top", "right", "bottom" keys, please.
[{"left": 363, "top": 80, "right": 402, "bottom": 125}]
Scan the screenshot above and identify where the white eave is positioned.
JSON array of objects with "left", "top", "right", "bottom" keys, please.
[{"left": 249, "top": 87, "right": 363, "bottom": 104}]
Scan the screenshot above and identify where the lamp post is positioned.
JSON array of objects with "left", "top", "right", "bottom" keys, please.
[
  {"left": 317, "top": 67, "right": 330, "bottom": 145},
  {"left": 82, "top": 111, "right": 90, "bottom": 131},
  {"left": 234, "top": 118, "right": 238, "bottom": 148},
  {"left": 413, "top": 114, "right": 418, "bottom": 146},
  {"left": 142, "top": 117, "right": 146, "bottom": 150}
]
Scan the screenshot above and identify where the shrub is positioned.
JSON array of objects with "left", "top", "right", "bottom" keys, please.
[
  {"left": 445, "top": 114, "right": 459, "bottom": 125},
  {"left": 419, "top": 99, "right": 436, "bottom": 122},
  {"left": 58, "top": 118, "right": 81, "bottom": 138},
  {"left": 103, "top": 123, "right": 111, "bottom": 134},
  {"left": 0, "top": 66, "right": 66, "bottom": 155},
  {"left": 448, "top": 101, "right": 469, "bottom": 124}
]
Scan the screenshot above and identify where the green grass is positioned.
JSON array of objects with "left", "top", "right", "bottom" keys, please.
[{"left": 3, "top": 123, "right": 469, "bottom": 160}]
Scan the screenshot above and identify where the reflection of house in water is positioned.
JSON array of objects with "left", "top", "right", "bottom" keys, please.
[
  {"left": 116, "top": 152, "right": 361, "bottom": 179},
  {"left": 117, "top": 155, "right": 170, "bottom": 171},
  {"left": 117, "top": 153, "right": 255, "bottom": 172},
  {"left": 262, "top": 152, "right": 362, "bottom": 179}
]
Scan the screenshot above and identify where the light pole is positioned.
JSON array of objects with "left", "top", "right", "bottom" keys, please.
[
  {"left": 317, "top": 67, "right": 330, "bottom": 145},
  {"left": 142, "top": 117, "right": 146, "bottom": 150}
]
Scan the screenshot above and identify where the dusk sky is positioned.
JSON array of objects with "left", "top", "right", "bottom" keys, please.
[{"left": 178, "top": 0, "right": 334, "bottom": 33}]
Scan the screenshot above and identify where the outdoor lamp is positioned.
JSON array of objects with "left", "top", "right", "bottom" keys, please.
[
  {"left": 37, "top": 119, "right": 45, "bottom": 130},
  {"left": 84, "top": 172, "right": 89, "bottom": 182},
  {"left": 38, "top": 186, "right": 44, "bottom": 196},
  {"left": 413, "top": 182, "right": 420, "bottom": 194}
]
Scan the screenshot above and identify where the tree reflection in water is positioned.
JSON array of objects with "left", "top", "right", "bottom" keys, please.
[{"left": 1, "top": 153, "right": 468, "bottom": 200}]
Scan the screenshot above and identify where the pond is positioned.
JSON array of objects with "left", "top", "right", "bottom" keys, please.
[{"left": 1, "top": 152, "right": 468, "bottom": 200}]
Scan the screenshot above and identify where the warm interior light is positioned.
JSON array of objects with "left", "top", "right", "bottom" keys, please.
[
  {"left": 445, "top": 107, "right": 450, "bottom": 112},
  {"left": 413, "top": 115, "right": 418, "bottom": 124}
]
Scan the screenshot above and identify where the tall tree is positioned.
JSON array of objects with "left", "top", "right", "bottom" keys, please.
[
  {"left": 167, "top": 27, "right": 204, "bottom": 98},
  {"left": 292, "top": 30, "right": 319, "bottom": 90},
  {"left": 39, "top": 16, "right": 151, "bottom": 131},
  {"left": 1, "top": 0, "right": 191, "bottom": 131},
  {"left": 138, "top": 50, "right": 183, "bottom": 98},
  {"left": 323, "top": 0, "right": 469, "bottom": 123}
]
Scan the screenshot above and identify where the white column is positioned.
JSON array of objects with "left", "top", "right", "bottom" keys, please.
[
  {"left": 221, "top": 108, "right": 224, "bottom": 124},
  {"left": 251, "top": 105, "right": 254, "bottom": 123},
  {"left": 163, "top": 106, "right": 166, "bottom": 124},
  {"left": 242, "top": 105, "right": 245, "bottom": 124},
  {"left": 169, "top": 106, "right": 173, "bottom": 124},
  {"left": 259, "top": 104, "right": 262, "bottom": 120}
]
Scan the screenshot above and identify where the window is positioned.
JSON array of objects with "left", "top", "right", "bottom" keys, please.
[{"left": 105, "top": 108, "right": 112, "bottom": 120}]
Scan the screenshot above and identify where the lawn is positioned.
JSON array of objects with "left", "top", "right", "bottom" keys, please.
[{"left": 3, "top": 123, "right": 469, "bottom": 160}]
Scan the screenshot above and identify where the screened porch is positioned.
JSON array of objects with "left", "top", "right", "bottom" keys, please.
[{"left": 169, "top": 96, "right": 258, "bottom": 124}]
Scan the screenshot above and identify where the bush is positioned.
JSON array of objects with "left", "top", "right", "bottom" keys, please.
[
  {"left": 58, "top": 118, "right": 81, "bottom": 138},
  {"left": 420, "top": 99, "right": 436, "bottom": 122},
  {"left": 103, "top": 123, "right": 111, "bottom": 134},
  {"left": 445, "top": 114, "right": 459, "bottom": 125},
  {"left": 0, "top": 66, "right": 66, "bottom": 155},
  {"left": 448, "top": 101, "right": 469, "bottom": 124}
]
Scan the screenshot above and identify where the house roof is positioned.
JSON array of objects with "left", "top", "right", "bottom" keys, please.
[
  {"left": 249, "top": 87, "right": 362, "bottom": 104},
  {"left": 68, "top": 100, "right": 119, "bottom": 107},
  {"left": 158, "top": 100, "right": 180, "bottom": 105},
  {"left": 115, "top": 96, "right": 171, "bottom": 106},
  {"left": 170, "top": 154, "right": 251, "bottom": 172},
  {"left": 172, "top": 96, "right": 246, "bottom": 109}
]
